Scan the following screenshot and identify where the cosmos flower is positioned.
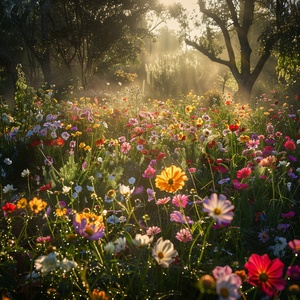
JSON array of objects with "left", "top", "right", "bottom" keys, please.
[
  {"left": 172, "top": 194, "right": 189, "bottom": 208},
  {"left": 288, "top": 239, "right": 300, "bottom": 253},
  {"left": 132, "top": 234, "right": 154, "bottom": 247},
  {"left": 202, "top": 193, "right": 234, "bottom": 225},
  {"left": 146, "top": 226, "right": 161, "bottom": 236},
  {"left": 244, "top": 253, "right": 286, "bottom": 297},
  {"left": 2, "top": 202, "right": 17, "bottom": 214},
  {"left": 175, "top": 228, "right": 192, "bottom": 243},
  {"left": 152, "top": 237, "right": 178, "bottom": 268},
  {"left": 155, "top": 165, "right": 188, "bottom": 193},
  {"left": 215, "top": 274, "right": 241, "bottom": 300},
  {"left": 170, "top": 211, "right": 194, "bottom": 224},
  {"left": 73, "top": 212, "right": 105, "bottom": 240},
  {"left": 286, "top": 265, "right": 300, "bottom": 281},
  {"left": 142, "top": 165, "right": 156, "bottom": 178}
]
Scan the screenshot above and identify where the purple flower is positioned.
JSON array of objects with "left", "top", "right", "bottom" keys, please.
[
  {"left": 73, "top": 214, "right": 105, "bottom": 240},
  {"left": 286, "top": 265, "right": 300, "bottom": 280},
  {"left": 202, "top": 193, "right": 234, "bottom": 225},
  {"left": 170, "top": 211, "right": 194, "bottom": 224},
  {"left": 147, "top": 188, "right": 155, "bottom": 202}
]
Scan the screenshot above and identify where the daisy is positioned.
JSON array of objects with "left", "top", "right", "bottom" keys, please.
[
  {"left": 152, "top": 237, "right": 178, "bottom": 268},
  {"left": 202, "top": 193, "right": 234, "bottom": 225}
]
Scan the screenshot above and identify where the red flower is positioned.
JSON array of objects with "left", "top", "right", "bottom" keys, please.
[
  {"left": 244, "top": 253, "right": 286, "bottom": 297},
  {"left": 30, "top": 138, "right": 42, "bottom": 147},
  {"left": 237, "top": 167, "right": 252, "bottom": 179},
  {"left": 156, "top": 152, "right": 166, "bottom": 161},
  {"left": 39, "top": 182, "right": 52, "bottom": 192},
  {"left": 284, "top": 139, "right": 296, "bottom": 151},
  {"left": 229, "top": 124, "right": 239, "bottom": 132},
  {"left": 55, "top": 137, "right": 65, "bottom": 146},
  {"left": 2, "top": 202, "right": 17, "bottom": 213}
]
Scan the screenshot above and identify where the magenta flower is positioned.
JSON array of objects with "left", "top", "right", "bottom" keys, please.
[
  {"left": 175, "top": 228, "right": 192, "bottom": 243},
  {"left": 286, "top": 265, "right": 300, "bottom": 280},
  {"left": 232, "top": 179, "right": 249, "bottom": 190},
  {"left": 202, "top": 193, "right": 234, "bottom": 225},
  {"left": 142, "top": 165, "right": 156, "bottom": 178},
  {"left": 172, "top": 194, "right": 189, "bottom": 208}
]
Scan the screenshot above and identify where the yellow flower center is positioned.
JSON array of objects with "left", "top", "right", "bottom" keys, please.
[
  {"left": 220, "top": 287, "right": 229, "bottom": 297},
  {"left": 214, "top": 208, "right": 222, "bottom": 215},
  {"left": 158, "top": 252, "right": 164, "bottom": 259},
  {"left": 259, "top": 273, "right": 269, "bottom": 282}
]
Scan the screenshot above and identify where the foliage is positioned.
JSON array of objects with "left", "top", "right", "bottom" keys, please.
[{"left": 0, "top": 79, "right": 300, "bottom": 299}]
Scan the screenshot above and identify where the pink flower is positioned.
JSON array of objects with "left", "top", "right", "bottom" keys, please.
[
  {"left": 175, "top": 228, "right": 192, "bottom": 243},
  {"left": 236, "top": 167, "right": 252, "bottom": 179},
  {"left": 172, "top": 194, "right": 189, "bottom": 208},
  {"left": 142, "top": 165, "right": 156, "bottom": 178},
  {"left": 156, "top": 197, "right": 171, "bottom": 205},
  {"left": 288, "top": 239, "right": 300, "bottom": 253},
  {"left": 212, "top": 265, "right": 233, "bottom": 279},
  {"left": 202, "top": 193, "right": 234, "bottom": 225},
  {"left": 120, "top": 142, "right": 131, "bottom": 154},
  {"left": 146, "top": 226, "right": 161, "bottom": 236},
  {"left": 244, "top": 253, "right": 286, "bottom": 297}
]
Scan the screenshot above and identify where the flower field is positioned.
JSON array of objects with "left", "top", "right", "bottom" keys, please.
[{"left": 0, "top": 79, "right": 300, "bottom": 299}]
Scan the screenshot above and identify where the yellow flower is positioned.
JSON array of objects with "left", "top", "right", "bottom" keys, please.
[
  {"left": 155, "top": 165, "right": 188, "bottom": 193},
  {"left": 29, "top": 197, "right": 47, "bottom": 214},
  {"left": 55, "top": 207, "right": 67, "bottom": 217},
  {"left": 239, "top": 135, "right": 250, "bottom": 143},
  {"left": 84, "top": 145, "right": 92, "bottom": 151},
  {"left": 185, "top": 105, "right": 194, "bottom": 114},
  {"left": 79, "top": 142, "right": 86, "bottom": 149},
  {"left": 17, "top": 197, "right": 27, "bottom": 209},
  {"left": 65, "top": 124, "right": 72, "bottom": 130},
  {"left": 93, "top": 123, "right": 100, "bottom": 129}
]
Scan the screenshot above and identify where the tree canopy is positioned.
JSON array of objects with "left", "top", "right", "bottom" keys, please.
[
  {"left": 179, "top": 0, "right": 300, "bottom": 101},
  {"left": 0, "top": 0, "right": 162, "bottom": 93}
]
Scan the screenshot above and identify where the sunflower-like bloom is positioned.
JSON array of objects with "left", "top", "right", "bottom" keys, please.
[
  {"left": 73, "top": 212, "right": 105, "bottom": 240},
  {"left": 155, "top": 165, "right": 188, "bottom": 193},
  {"left": 244, "top": 253, "right": 286, "bottom": 297},
  {"left": 152, "top": 237, "right": 178, "bottom": 268}
]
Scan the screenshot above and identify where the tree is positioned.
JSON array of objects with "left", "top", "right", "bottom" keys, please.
[
  {"left": 6, "top": 0, "right": 162, "bottom": 90},
  {"left": 181, "top": 0, "right": 298, "bottom": 101}
]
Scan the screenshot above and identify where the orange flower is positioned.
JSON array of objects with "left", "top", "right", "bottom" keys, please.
[
  {"left": 155, "top": 165, "right": 188, "bottom": 193},
  {"left": 91, "top": 289, "right": 109, "bottom": 300},
  {"left": 29, "top": 197, "right": 47, "bottom": 214}
]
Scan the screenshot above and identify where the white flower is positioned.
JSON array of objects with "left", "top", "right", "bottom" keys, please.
[
  {"left": 104, "top": 242, "right": 115, "bottom": 254},
  {"left": 114, "top": 237, "right": 126, "bottom": 253},
  {"left": 4, "top": 158, "right": 12, "bottom": 165},
  {"left": 21, "top": 169, "right": 30, "bottom": 177},
  {"left": 119, "top": 184, "right": 134, "bottom": 197},
  {"left": 3, "top": 184, "right": 15, "bottom": 193},
  {"left": 60, "top": 258, "right": 78, "bottom": 272},
  {"left": 34, "top": 252, "right": 59, "bottom": 274},
  {"left": 152, "top": 237, "right": 178, "bottom": 268},
  {"left": 132, "top": 234, "right": 154, "bottom": 247},
  {"left": 62, "top": 186, "right": 71, "bottom": 194},
  {"left": 216, "top": 274, "right": 241, "bottom": 300},
  {"left": 119, "top": 216, "right": 127, "bottom": 223}
]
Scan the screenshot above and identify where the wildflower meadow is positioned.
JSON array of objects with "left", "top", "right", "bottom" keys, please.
[{"left": 1, "top": 73, "right": 300, "bottom": 300}]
